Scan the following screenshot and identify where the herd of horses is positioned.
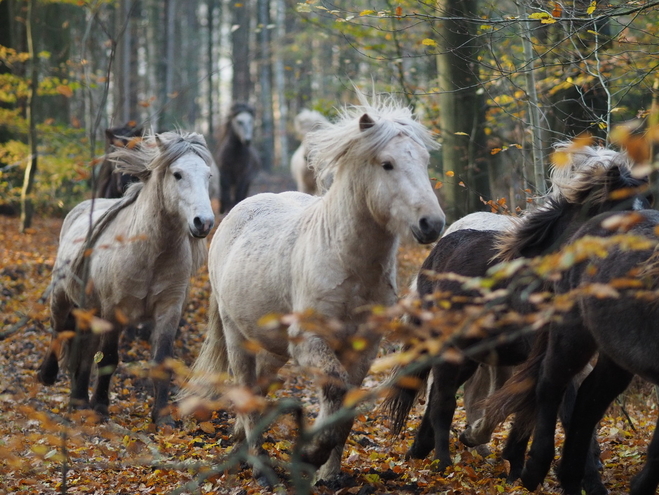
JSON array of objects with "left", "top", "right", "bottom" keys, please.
[{"left": 35, "top": 92, "right": 659, "bottom": 494}]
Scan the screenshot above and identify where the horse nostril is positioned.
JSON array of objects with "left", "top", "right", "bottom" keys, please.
[{"left": 419, "top": 217, "right": 430, "bottom": 233}]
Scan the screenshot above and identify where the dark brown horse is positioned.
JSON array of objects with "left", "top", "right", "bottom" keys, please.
[
  {"left": 216, "top": 103, "right": 261, "bottom": 214},
  {"left": 488, "top": 208, "right": 659, "bottom": 495},
  {"left": 384, "top": 144, "right": 652, "bottom": 494},
  {"left": 94, "top": 123, "right": 143, "bottom": 198}
]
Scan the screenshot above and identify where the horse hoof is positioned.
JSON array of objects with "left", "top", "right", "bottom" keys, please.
[
  {"left": 431, "top": 459, "right": 452, "bottom": 473},
  {"left": 153, "top": 413, "right": 177, "bottom": 429},
  {"left": 520, "top": 467, "right": 543, "bottom": 492},
  {"left": 37, "top": 354, "right": 59, "bottom": 385},
  {"left": 405, "top": 443, "right": 432, "bottom": 460},
  {"left": 90, "top": 401, "right": 109, "bottom": 418},
  {"left": 315, "top": 472, "right": 357, "bottom": 490}
]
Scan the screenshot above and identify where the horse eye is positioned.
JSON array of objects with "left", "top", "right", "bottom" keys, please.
[
  {"left": 173, "top": 172, "right": 182, "bottom": 180},
  {"left": 382, "top": 162, "right": 394, "bottom": 171}
]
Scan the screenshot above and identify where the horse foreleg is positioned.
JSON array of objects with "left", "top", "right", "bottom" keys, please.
[
  {"left": 406, "top": 402, "right": 435, "bottom": 460},
  {"left": 315, "top": 337, "right": 381, "bottom": 481},
  {"left": 68, "top": 330, "right": 101, "bottom": 410},
  {"left": 150, "top": 310, "right": 180, "bottom": 425},
  {"left": 426, "top": 359, "right": 479, "bottom": 471},
  {"left": 558, "top": 354, "right": 632, "bottom": 495},
  {"left": 219, "top": 175, "right": 233, "bottom": 214},
  {"left": 630, "top": 403, "right": 659, "bottom": 495},
  {"left": 90, "top": 326, "right": 122, "bottom": 417},
  {"left": 234, "top": 177, "right": 250, "bottom": 207},
  {"left": 521, "top": 324, "right": 595, "bottom": 491},
  {"left": 291, "top": 334, "right": 352, "bottom": 476},
  {"left": 502, "top": 415, "right": 532, "bottom": 483}
]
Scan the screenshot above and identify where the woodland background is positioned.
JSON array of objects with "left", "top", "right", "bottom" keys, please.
[{"left": 1, "top": 0, "right": 659, "bottom": 494}]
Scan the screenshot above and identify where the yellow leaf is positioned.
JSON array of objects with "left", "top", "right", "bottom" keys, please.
[
  {"left": 528, "top": 12, "right": 550, "bottom": 19},
  {"left": 56, "top": 85, "right": 73, "bottom": 98},
  {"left": 586, "top": 1, "right": 596, "bottom": 15},
  {"left": 445, "top": 170, "right": 455, "bottom": 177},
  {"left": 199, "top": 421, "right": 215, "bottom": 435},
  {"left": 454, "top": 131, "right": 469, "bottom": 136},
  {"left": 343, "top": 388, "right": 369, "bottom": 407},
  {"left": 434, "top": 180, "right": 443, "bottom": 190},
  {"left": 422, "top": 38, "right": 437, "bottom": 47},
  {"left": 541, "top": 18, "right": 556, "bottom": 24},
  {"left": 551, "top": 150, "right": 570, "bottom": 168},
  {"left": 360, "top": 10, "right": 375, "bottom": 15}
]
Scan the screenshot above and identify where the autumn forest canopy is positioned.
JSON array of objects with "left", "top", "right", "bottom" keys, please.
[{"left": 1, "top": 0, "right": 659, "bottom": 494}]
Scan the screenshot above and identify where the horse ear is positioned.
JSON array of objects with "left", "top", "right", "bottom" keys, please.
[
  {"left": 359, "top": 113, "right": 376, "bottom": 131},
  {"left": 155, "top": 134, "right": 166, "bottom": 151}
]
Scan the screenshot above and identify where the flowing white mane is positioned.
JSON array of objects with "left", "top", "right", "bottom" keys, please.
[
  {"left": 306, "top": 91, "right": 439, "bottom": 193},
  {"left": 547, "top": 142, "right": 635, "bottom": 204},
  {"left": 110, "top": 131, "right": 213, "bottom": 182}
]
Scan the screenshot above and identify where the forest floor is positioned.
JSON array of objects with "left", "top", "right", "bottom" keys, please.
[{"left": 1, "top": 182, "right": 658, "bottom": 494}]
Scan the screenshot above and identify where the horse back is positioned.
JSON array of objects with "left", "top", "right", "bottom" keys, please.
[{"left": 418, "top": 229, "right": 501, "bottom": 305}]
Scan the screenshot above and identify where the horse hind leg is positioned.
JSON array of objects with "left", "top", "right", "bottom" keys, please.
[
  {"left": 521, "top": 324, "right": 596, "bottom": 492},
  {"left": 558, "top": 354, "right": 632, "bottom": 495},
  {"left": 37, "top": 290, "right": 76, "bottom": 385}
]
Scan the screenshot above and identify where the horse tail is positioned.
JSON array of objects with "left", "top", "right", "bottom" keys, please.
[
  {"left": 177, "top": 294, "right": 228, "bottom": 401},
  {"left": 482, "top": 327, "right": 549, "bottom": 437},
  {"left": 382, "top": 364, "right": 432, "bottom": 436}
]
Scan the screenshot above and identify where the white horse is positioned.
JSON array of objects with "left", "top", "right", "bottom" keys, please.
[
  {"left": 37, "top": 132, "right": 215, "bottom": 424},
  {"left": 290, "top": 109, "right": 330, "bottom": 195},
  {"left": 184, "top": 92, "right": 445, "bottom": 480}
]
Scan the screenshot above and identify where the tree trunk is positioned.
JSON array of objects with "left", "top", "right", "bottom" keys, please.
[
  {"left": 435, "top": 0, "right": 488, "bottom": 222},
  {"left": 20, "top": 0, "right": 39, "bottom": 232},
  {"left": 257, "top": 0, "right": 273, "bottom": 170},
  {"left": 273, "top": 0, "right": 288, "bottom": 169},
  {"left": 206, "top": 0, "right": 217, "bottom": 145},
  {"left": 231, "top": 0, "right": 251, "bottom": 103}
]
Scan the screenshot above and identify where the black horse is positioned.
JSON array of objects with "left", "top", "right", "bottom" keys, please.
[
  {"left": 216, "top": 103, "right": 261, "bottom": 214},
  {"left": 385, "top": 144, "right": 652, "bottom": 493},
  {"left": 94, "top": 123, "right": 143, "bottom": 198},
  {"left": 492, "top": 208, "right": 659, "bottom": 495}
]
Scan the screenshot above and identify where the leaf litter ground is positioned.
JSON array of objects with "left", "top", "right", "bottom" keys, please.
[{"left": 0, "top": 215, "right": 657, "bottom": 494}]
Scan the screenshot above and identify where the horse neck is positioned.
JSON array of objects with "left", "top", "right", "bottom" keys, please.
[
  {"left": 520, "top": 201, "right": 608, "bottom": 258},
  {"left": 130, "top": 176, "right": 186, "bottom": 246},
  {"left": 319, "top": 176, "right": 399, "bottom": 268}
]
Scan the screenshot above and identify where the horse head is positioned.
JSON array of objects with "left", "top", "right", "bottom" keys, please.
[
  {"left": 340, "top": 110, "right": 445, "bottom": 244},
  {"left": 157, "top": 133, "right": 215, "bottom": 238},
  {"left": 229, "top": 102, "right": 255, "bottom": 146}
]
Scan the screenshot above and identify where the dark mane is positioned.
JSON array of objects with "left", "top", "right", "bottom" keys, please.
[
  {"left": 95, "top": 122, "right": 144, "bottom": 198},
  {"left": 497, "top": 162, "right": 651, "bottom": 261}
]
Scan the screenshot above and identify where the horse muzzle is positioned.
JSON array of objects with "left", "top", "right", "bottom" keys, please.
[
  {"left": 411, "top": 215, "right": 444, "bottom": 244},
  {"left": 190, "top": 216, "right": 215, "bottom": 238}
]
